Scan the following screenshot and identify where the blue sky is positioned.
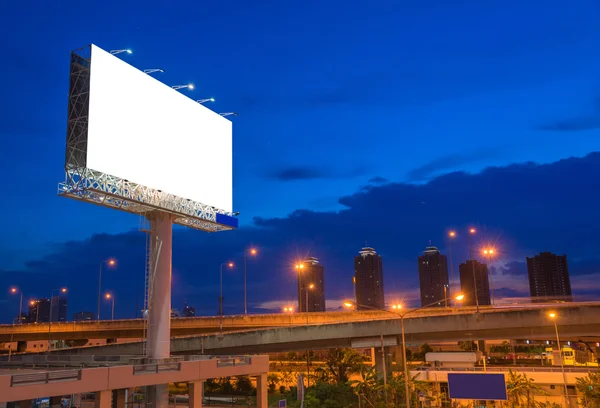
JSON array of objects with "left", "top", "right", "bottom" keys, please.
[{"left": 1, "top": 0, "right": 600, "bottom": 321}]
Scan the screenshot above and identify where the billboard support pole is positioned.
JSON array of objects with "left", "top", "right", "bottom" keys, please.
[{"left": 146, "top": 211, "right": 173, "bottom": 408}]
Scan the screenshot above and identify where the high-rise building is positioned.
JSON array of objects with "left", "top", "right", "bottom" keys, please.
[
  {"left": 73, "top": 311, "right": 95, "bottom": 322},
  {"left": 28, "top": 298, "right": 51, "bottom": 323},
  {"left": 183, "top": 302, "right": 196, "bottom": 317},
  {"left": 527, "top": 252, "right": 572, "bottom": 302},
  {"left": 297, "top": 257, "right": 326, "bottom": 312},
  {"left": 459, "top": 260, "right": 491, "bottom": 306},
  {"left": 50, "top": 295, "right": 68, "bottom": 322},
  {"left": 354, "top": 247, "right": 384, "bottom": 310},
  {"left": 418, "top": 246, "right": 449, "bottom": 307}
]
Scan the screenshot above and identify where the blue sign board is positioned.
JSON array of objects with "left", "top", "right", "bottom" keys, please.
[
  {"left": 448, "top": 373, "right": 507, "bottom": 401},
  {"left": 278, "top": 400, "right": 287, "bottom": 408}
]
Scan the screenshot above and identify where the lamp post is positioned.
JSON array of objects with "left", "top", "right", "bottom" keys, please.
[
  {"left": 244, "top": 248, "right": 257, "bottom": 315},
  {"left": 197, "top": 98, "right": 215, "bottom": 104},
  {"left": 220, "top": 262, "right": 234, "bottom": 335},
  {"left": 345, "top": 293, "right": 465, "bottom": 408},
  {"left": 448, "top": 231, "right": 456, "bottom": 302},
  {"left": 98, "top": 259, "right": 116, "bottom": 321},
  {"left": 10, "top": 288, "right": 23, "bottom": 324},
  {"left": 105, "top": 293, "right": 115, "bottom": 320},
  {"left": 482, "top": 248, "right": 496, "bottom": 305},
  {"left": 48, "top": 288, "right": 67, "bottom": 353},
  {"left": 469, "top": 228, "right": 480, "bottom": 312},
  {"left": 110, "top": 49, "right": 132, "bottom": 55},
  {"left": 549, "top": 312, "right": 570, "bottom": 406}
]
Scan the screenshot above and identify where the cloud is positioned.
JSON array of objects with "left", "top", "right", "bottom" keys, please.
[
  {"left": 368, "top": 176, "right": 388, "bottom": 184},
  {"left": 538, "top": 95, "right": 600, "bottom": 132},
  {"left": 4, "top": 152, "right": 600, "bottom": 322},
  {"left": 405, "top": 149, "right": 503, "bottom": 181},
  {"left": 268, "top": 166, "right": 327, "bottom": 181},
  {"left": 266, "top": 165, "right": 369, "bottom": 182}
]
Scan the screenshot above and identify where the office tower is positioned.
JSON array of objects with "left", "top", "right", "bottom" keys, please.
[
  {"left": 28, "top": 298, "right": 51, "bottom": 323},
  {"left": 73, "top": 311, "right": 95, "bottom": 322},
  {"left": 354, "top": 247, "right": 385, "bottom": 310},
  {"left": 418, "top": 246, "right": 449, "bottom": 307},
  {"left": 183, "top": 302, "right": 196, "bottom": 317},
  {"left": 459, "top": 260, "right": 491, "bottom": 306},
  {"left": 297, "top": 257, "right": 326, "bottom": 312},
  {"left": 50, "top": 295, "right": 68, "bottom": 322},
  {"left": 527, "top": 252, "right": 572, "bottom": 302}
]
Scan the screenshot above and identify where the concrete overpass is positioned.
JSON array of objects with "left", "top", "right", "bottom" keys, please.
[
  {"left": 49, "top": 303, "right": 600, "bottom": 356},
  {"left": 2, "top": 302, "right": 595, "bottom": 342}
]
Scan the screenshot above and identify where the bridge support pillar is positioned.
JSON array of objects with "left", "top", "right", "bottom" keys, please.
[
  {"left": 72, "top": 394, "right": 82, "bottom": 407},
  {"left": 112, "top": 390, "right": 126, "bottom": 408},
  {"left": 255, "top": 374, "right": 268, "bottom": 408},
  {"left": 146, "top": 212, "right": 173, "bottom": 408},
  {"left": 189, "top": 381, "right": 204, "bottom": 408},
  {"left": 49, "top": 397, "right": 61, "bottom": 408},
  {"left": 373, "top": 346, "right": 391, "bottom": 380},
  {"left": 17, "top": 400, "right": 31, "bottom": 408},
  {"left": 95, "top": 390, "right": 111, "bottom": 408}
]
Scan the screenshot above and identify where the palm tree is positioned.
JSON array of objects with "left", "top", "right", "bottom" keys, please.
[
  {"left": 503, "top": 370, "right": 547, "bottom": 408},
  {"left": 323, "top": 348, "right": 366, "bottom": 384},
  {"left": 576, "top": 372, "right": 600, "bottom": 408}
]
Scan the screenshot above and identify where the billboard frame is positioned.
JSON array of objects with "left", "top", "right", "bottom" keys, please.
[{"left": 58, "top": 46, "right": 237, "bottom": 232}]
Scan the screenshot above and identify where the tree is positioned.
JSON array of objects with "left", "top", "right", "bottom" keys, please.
[
  {"left": 503, "top": 370, "right": 547, "bottom": 408},
  {"left": 235, "top": 376, "right": 255, "bottom": 395},
  {"left": 576, "top": 372, "right": 600, "bottom": 407},
  {"left": 267, "top": 373, "right": 281, "bottom": 393},
  {"left": 458, "top": 341, "right": 476, "bottom": 351},
  {"left": 323, "top": 348, "right": 366, "bottom": 384},
  {"left": 413, "top": 343, "right": 434, "bottom": 361}
]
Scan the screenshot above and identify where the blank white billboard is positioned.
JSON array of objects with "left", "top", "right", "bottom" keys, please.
[{"left": 87, "top": 44, "right": 232, "bottom": 212}]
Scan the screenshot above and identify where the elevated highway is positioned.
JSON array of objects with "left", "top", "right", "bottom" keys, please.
[
  {"left": 50, "top": 303, "right": 600, "bottom": 356},
  {"left": 1, "top": 302, "right": 595, "bottom": 342}
]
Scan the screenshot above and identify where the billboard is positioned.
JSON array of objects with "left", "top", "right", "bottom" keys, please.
[
  {"left": 448, "top": 373, "right": 507, "bottom": 400},
  {"left": 79, "top": 44, "right": 232, "bottom": 213}
]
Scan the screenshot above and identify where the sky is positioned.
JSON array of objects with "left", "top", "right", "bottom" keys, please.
[{"left": 1, "top": 0, "right": 600, "bottom": 322}]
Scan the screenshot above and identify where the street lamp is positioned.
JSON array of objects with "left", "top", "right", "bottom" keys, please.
[
  {"left": 243, "top": 248, "right": 258, "bottom": 315},
  {"left": 219, "top": 112, "right": 238, "bottom": 117},
  {"left": 283, "top": 306, "right": 294, "bottom": 313},
  {"left": 549, "top": 312, "right": 570, "bottom": 406},
  {"left": 482, "top": 248, "right": 496, "bottom": 305},
  {"left": 143, "top": 68, "right": 164, "bottom": 74},
  {"left": 105, "top": 293, "right": 115, "bottom": 320},
  {"left": 98, "top": 258, "right": 116, "bottom": 321},
  {"left": 10, "top": 288, "right": 23, "bottom": 325},
  {"left": 110, "top": 49, "right": 132, "bottom": 55},
  {"left": 345, "top": 293, "right": 465, "bottom": 408},
  {"left": 197, "top": 98, "right": 215, "bottom": 104},
  {"left": 48, "top": 288, "right": 67, "bottom": 353},
  {"left": 172, "top": 84, "right": 194, "bottom": 90},
  {"left": 469, "top": 228, "right": 480, "bottom": 312},
  {"left": 448, "top": 231, "right": 457, "bottom": 299},
  {"left": 219, "top": 262, "right": 234, "bottom": 335}
]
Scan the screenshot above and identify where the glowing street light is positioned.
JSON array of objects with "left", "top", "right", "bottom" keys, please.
[
  {"left": 219, "top": 112, "right": 238, "bottom": 117},
  {"left": 243, "top": 247, "right": 258, "bottom": 315},
  {"left": 105, "top": 293, "right": 115, "bottom": 320},
  {"left": 283, "top": 306, "right": 294, "bottom": 313},
  {"left": 197, "top": 98, "right": 215, "bottom": 104},
  {"left": 448, "top": 230, "right": 457, "bottom": 299},
  {"left": 548, "top": 312, "right": 570, "bottom": 406},
  {"left": 143, "top": 68, "right": 164, "bottom": 74},
  {"left": 468, "top": 227, "right": 479, "bottom": 312},
  {"left": 219, "top": 262, "right": 235, "bottom": 335},
  {"left": 391, "top": 303, "right": 402, "bottom": 310},
  {"left": 482, "top": 248, "right": 496, "bottom": 304},
  {"left": 98, "top": 258, "right": 116, "bottom": 321},
  {"left": 172, "top": 84, "right": 194, "bottom": 90},
  {"left": 110, "top": 49, "right": 132, "bottom": 55},
  {"left": 9, "top": 287, "right": 23, "bottom": 325}
]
